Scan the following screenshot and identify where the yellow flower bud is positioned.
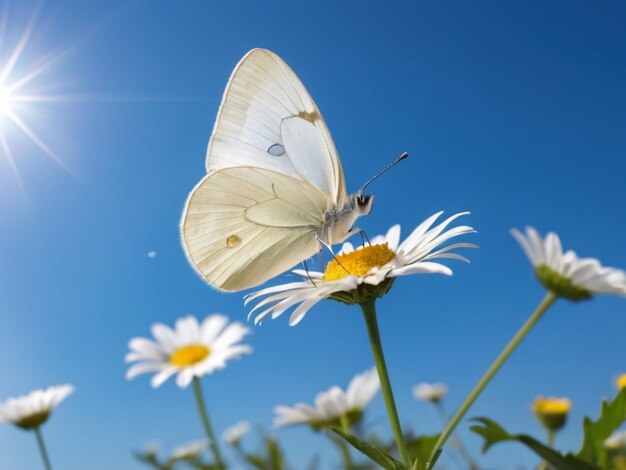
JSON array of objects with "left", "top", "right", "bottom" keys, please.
[{"left": 533, "top": 396, "right": 572, "bottom": 432}]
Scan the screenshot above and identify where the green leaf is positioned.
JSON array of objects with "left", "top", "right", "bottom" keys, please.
[
  {"left": 266, "top": 436, "right": 285, "bottom": 470},
  {"left": 242, "top": 453, "right": 266, "bottom": 470},
  {"left": 470, "top": 418, "right": 596, "bottom": 470},
  {"left": 406, "top": 434, "right": 440, "bottom": 470},
  {"left": 331, "top": 426, "right": 407, "bottom": 470},
  {"left": 577, "top": 388, "right": 626, "bottom": 467},
  {"left": 134, "top": 451, "right": 168, "bottom": 470}
]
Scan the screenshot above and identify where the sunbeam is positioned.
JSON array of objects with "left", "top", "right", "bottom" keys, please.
[
  {"left": 0, "top": 3, "right": 75, "bottom": 185},
  {"left": 0, "top": 1, "right": 199, "bottom": 189}
]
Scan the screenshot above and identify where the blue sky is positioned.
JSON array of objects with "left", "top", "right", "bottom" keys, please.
[{"left": 0, "top": 1, "right": 625, "bottom": 468}]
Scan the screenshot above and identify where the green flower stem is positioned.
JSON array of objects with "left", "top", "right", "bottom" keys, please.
[
  {"left": 538, "top": 430, "right": 557, "bottom": 470},
  {"left": 192, "top": 377, "right": 225, "bottom": 470},
  {"left": 34, "top": 426, "right": 52, "bottom": 470},
  {"left": 337, "top": 414, "right": 354, "bottom": 469},
  {"left": 360, "top": 299, "right": 411, "bottom": 466},
  {"left": 434, "top": 402, "right": 479, "bottom": 470},
  {"left": 429, "top": 291, "right": 558, "bottom": 467}
]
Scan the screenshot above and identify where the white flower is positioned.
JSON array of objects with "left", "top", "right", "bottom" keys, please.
[
  {"left": 223, "top": 420, "right": 251, "bottom": 444},
  {"left": 0, "top": 384, "right": 74, "bottom": 430},
  {"left": 605, "top": 430, "right": 626, "bottom": 451},
  {"left": 125, "top": 314, "right": 252, "bottom": 388},
  {"left": 511, "top": 227, "right": 626, "bottom": 300},
  {"left": 171, "top": 439, "right": 208, "bottom": 459},
  {"left": 141, "top": 441, "right": 160, "bottom": 455},
  {"left": 412, "top": 382, "right": 448, "bottom": 402},
  {"left": 247, "top": 212, "right": 476, "bottom": 325},
  {"left": 274, "top": 367, "right": 380, "bottom": 429}
]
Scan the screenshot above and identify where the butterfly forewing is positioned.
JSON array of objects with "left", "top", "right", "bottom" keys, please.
[{"left": 206, "top": 48, "right": 346, "bottom": 205}]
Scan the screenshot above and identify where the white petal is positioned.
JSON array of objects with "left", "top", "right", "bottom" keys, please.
[
  {"left": 340, "top": 242, "right": 354, "bottom": 254},
  {"left": 384, "top": 224, "right": 401, "bottom": 251},
  {"left": 291, "top": 269, "right": 323, "bottom": 279},
  {"left": 151, "top": 323, "right": 179, "bottom": 351},
  {"left": 288, "top": 296, "right": 324, "bottom": 326},
  {"left": 201, "top": 314, "right": 228, "bottom": 344},
  {"left": 389, "top": 262, "right": 453, "bottom": 277},
  {"left": 176, "top": 368, "right": 195, "bottom": 388},
  {"left": 398, "top": 212, "right": 445, "bottom": 255},
  {"left": 127, "top": 338, "right": 167, "bottom": 361},
  {"left": 245, "top": 281, "right": 314, "bottom": 306},
  {"left": 150, "top": 368, "right": 177, "bottom": 388},
  {"left": 175, "top": 316, "right": 201, "bottom": 344},
  {"left": 545, "top": 232, "right": 563, "bottom": 270},
  {"left": 212, "top": 322, "right": 250, "bottom": 350},
  {"left": 126, "top": 362, "right": 163, "bottom": 380},
  {"left": 346, "top": 368, "right": 379, "bottom": 409},
  {"left": 526, "top": 227, "right": 547, "bottom": 266}
]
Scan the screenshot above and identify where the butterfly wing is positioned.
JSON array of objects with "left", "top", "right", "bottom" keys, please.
[
  {"left": 206, "top": 48, "right": 347, "bottom": 207},
  {"left": 181, "top": 167, "right": 329, "bottom": 291},
  {"left": 182, "top": 49, "right": 349, "bottom": 291}
]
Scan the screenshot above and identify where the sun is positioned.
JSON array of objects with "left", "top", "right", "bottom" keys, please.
[{"left": 0, "top": 6, "right": 74, "bottom": 184}]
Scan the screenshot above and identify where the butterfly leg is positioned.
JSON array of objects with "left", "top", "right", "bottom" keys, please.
[
  {"left": 359, "top": 229, "right": 372, "bottom": 248},
  {"left": 318, "top": 248, "right": 324, "bottom": 272},
  {"left": 301, "top": 259, "right": 317, "bottom": 287},
  {"left": 316, "top": 236, "right": 351, "bottom": 276}
]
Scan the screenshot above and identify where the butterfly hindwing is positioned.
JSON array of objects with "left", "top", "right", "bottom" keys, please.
[{"left": 181, "top": 167, "right": 327, "bottom": 291}]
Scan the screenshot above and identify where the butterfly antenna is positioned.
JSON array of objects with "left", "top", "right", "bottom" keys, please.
[{"left": 359, "top": 152, "right": 409, "bottom": 195}]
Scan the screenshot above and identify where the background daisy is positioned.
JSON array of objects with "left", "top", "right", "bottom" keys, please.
[{"left": 125, "top": 314, "right": 251, "bottom": 388}]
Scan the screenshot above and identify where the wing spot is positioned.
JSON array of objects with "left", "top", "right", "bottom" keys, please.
[
  {"left": 227, "top": 235, "right": 241, "bottom": 248},
  {"left": 267, "top": 143, "right": 285, "bottom": 156},
  {"left": 298, "top": 110, "right": 319, "bottom": 122}
]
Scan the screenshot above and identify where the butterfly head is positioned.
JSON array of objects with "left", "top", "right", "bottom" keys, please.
[
  {"left": 354, "top": 192, "right": 374, "bottom": 215},
  {"left": 354, "top": 152, "right": 408, "bottom": 217}
]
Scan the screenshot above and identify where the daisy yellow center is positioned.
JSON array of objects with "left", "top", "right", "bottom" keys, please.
[
  {"left": 323, "top": 244, "right": 395, "bottom": 281},
  {"left": 616, "top": 374, "right": 626, "bottom": 390},
  {"left": 170, "top": 344, "right": 210, "bottom": 367}
]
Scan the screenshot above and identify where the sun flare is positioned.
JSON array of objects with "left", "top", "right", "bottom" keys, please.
[
  {"left": 0, "top": 6, "right": 74, "bottom": 184},
  {"left": 0, "top": 85, "right": 12, "bottom": 117}
]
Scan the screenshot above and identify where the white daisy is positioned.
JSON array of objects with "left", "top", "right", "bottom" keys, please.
[
  {"left": 0, "top": 384, "right": 74, "bottom": 430},
  {"left": 604, "top": 430, "right": 626, "bottom": 451},
  {"left": 125, "top": 314, "right": 252, "bottom": 388},
  {"left": 223, "top": 420, "right": 251, "bottom": 444},
  {"left": 412, "top": 382, "right": 448, "bottom": 403},
  {"left": 247, "top": 212, "right": 476, "bottom": 325},
  {"left": 139, "top": 441, "right": 160, "bottom": 457},
  {"left": 274, "top": 367, "right": 380, "bottom": 429},
  {"left": 511, "top": 227, "right": 626, "bottom": 300},
  {"left": 171, "top": 439, "right": 208, "bottom": 460}
]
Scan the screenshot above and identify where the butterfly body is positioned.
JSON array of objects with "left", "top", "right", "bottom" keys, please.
[
  {"left": 322, "top": 194, "right": 373, "bottom": 245},
  {"left": 181, "top": 49, "right": 373, "bottom": 291}
]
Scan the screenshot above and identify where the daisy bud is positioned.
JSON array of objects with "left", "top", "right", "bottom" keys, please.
[
  {"left": 412, "top": 382, "right": 448, "bottom": 403},
  {"left": 533, "top": 396, "right": 572, "bottom": 432}
]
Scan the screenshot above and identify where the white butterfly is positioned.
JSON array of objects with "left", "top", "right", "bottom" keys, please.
[{"left": 181, "top": 48, "right": 393, "bottom": 292}]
